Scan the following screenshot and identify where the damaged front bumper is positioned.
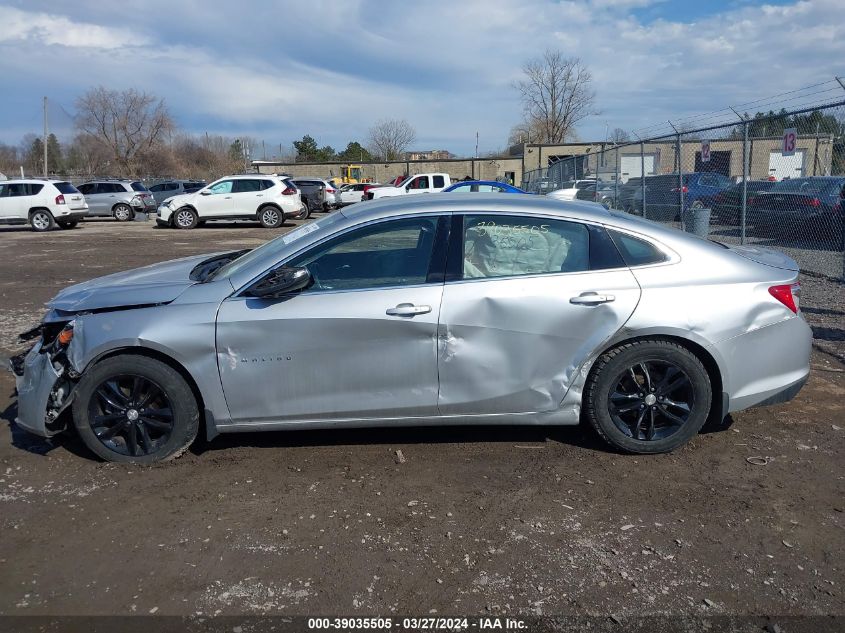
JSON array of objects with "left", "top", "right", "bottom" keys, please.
[{"left": 10, "top": 336, "right": 76, "bottom": 438}]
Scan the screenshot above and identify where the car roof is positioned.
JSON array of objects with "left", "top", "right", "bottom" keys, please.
[
  {"left": 450, "top": 180, "right": 511, "bottom": 186},
  {"left": 341, "top": 193, "right": 612, "bottom": 224},
  {"left": 1, "top": 178, "right": 65, "bottom": 184}
]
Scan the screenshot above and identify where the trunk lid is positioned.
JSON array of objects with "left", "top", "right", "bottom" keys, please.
[{"left": 726, "top": 243, "right": 799, "bottom": 271}]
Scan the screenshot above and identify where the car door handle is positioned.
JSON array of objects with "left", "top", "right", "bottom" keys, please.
[
  {"left": 570, "top": 292, "right": 616, "bottom": 306},
  {"left": 386, "top": 303, "right": 432, "bottom": 316},
  {"left": 224, "top": 196, "right": 232, "bottom": 199}
]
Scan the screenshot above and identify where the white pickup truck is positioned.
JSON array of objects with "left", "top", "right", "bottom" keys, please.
[{"left": 368, "top": 173, "right": 452, "bottom": 200}]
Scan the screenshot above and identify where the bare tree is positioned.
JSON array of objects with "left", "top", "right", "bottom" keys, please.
[
  {"left": 367, "top": 119, "right": 416, "bottom": 160},
  {"left": 507, "top": 123, "right": 534, "bottom": 146},
  {"left": 514, "top": 51, "right": 596, "bottom": 144},
  {"left": 608, "top": 127, "right": 631, "bottom": 144},
  {"left": 64, "top": 133, "right": 112, "bottom": 178},
  {"left": 75, "top": 86, "right": 175, "bottom": 176}
]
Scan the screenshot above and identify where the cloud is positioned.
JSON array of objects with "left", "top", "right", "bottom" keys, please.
[
  {"left": 0, "top": 0, "right": 842, "bottom": 155},
  {"left": 0, "top": 5, "right": 149, "bottom": 49}
]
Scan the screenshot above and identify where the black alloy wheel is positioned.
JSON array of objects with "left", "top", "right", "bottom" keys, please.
[
  {"left": 608, "top": 360, "right": 693, "bottom": 441},
  {"left": 87, "top": 374, "right": 174, "bottom": 457}
]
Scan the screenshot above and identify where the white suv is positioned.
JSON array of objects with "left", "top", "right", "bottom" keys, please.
[
  {"left": 0, "top": 179, "right": 89, "bottom": 232},
  {"left": 156, "top": 175, "right": 306, "bottom": 229}
]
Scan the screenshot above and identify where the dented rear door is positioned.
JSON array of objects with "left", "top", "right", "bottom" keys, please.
[{"left": 437, "top": 214, "right": 641, "bottom": 415}]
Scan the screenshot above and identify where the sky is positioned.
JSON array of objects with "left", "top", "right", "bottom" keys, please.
[{"left": 1, "top": 0, "right": 844, "bottom": 157}]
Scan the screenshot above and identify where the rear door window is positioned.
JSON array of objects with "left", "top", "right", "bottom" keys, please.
[
  {"left": 460, "top": 215, "right": 590, "bottom": 279},
  {"left": 7, "top": 183, "right": 31, "bottom": 197},
  {"left": 233, "top": 179, "right": 262, "bottom": 193}
]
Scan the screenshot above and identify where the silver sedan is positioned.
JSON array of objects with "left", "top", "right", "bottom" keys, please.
[{"left": 11, "top": 194, "right": 811, "bottom": 462}]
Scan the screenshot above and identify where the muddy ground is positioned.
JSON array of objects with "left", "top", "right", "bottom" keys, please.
[{"left": 0, "top": 217, "right": 842, "bottom": 622}]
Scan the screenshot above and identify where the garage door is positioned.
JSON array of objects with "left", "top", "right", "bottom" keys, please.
[
  {"left": 768, "top": 150, "right": 805, "bottom": 181},
  {"left": 620, "top": 154, "right": 656, "bottom": 183}
]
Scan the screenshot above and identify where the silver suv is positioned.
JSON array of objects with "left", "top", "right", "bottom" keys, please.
[
  {"left": 147, "top": 180, "right": 206, "bottom": 205},
  {"left": 76, "top": 180, "right": 157, "bottom": 221}
]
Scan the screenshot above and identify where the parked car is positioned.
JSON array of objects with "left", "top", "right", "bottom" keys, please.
[
  {"left": 575, "top": 182, "right": 618, "bottom": 208},
  {"left": 12, "top": 194, "right": 810, "bottom": 463},
  {"left": 747, "top": 176, "right": 845, "bottom": 240},
  {"left": 443, "top": 180, "right": 525, "bottom": 194},
  {"left": 698, "top": 180, "right": 777, "bottom": 225},
  {"left": 547, "top": 179, "right": 597, "bottom": 201},
  {"left": 291, "top": 178, "right": 339, "bottom": 210},
  {"left": 76, "top": 180, "right": 157, "bottom": 221},
  {"left": 618, "top": 178, "right": 644, "bottom": 215},
  {"left": 148, "top": 180, "right": 206, "bottom": 205},
  {"left": 337, "top": 182, "right": 378, "bottom": 206},
  {"left": 631, "top": 172, "right": 732, "bottom": 222},
  {"left": 156, "top": 175, "right": 305, "bottom": 229},
  {"left": 294, "top": 180, "right": 326, "bottom": 219},
  {"left": 0, "top": 179, "right": 88, "bottom": 231},
  {"left": 368, "top": 173, "right": 451, "bottom": 200}
]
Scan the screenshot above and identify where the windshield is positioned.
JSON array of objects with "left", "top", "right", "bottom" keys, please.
[{"left": 211, "top": 213, "right": 347, "bottom": 280}]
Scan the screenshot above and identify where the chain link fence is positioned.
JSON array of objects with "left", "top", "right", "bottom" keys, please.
[{"left": 523, "top": 100, "right": 845, "bottom": 280}]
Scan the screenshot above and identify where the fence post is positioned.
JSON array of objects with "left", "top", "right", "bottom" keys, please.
[
  {"left": 640, "top": 141, "right": 647, "bottom": 220},
  {"left": 614, "top": 146, "right": 619, "bottom": 209},
  {"left": 741, "top": 118, "right": 749, "bottom": 245},
  {"left": 677, "top": 133, "right": 684, "bottom": 230}
]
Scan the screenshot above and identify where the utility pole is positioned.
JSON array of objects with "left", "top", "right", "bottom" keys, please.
[
  {"left": 475, "top": 132, "right": 479, "bottom": 159},
  {"left": 43, "top": 96, "right": 48, "bottom": 177}
]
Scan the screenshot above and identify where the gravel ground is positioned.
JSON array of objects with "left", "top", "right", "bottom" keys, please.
[{"left": 0, "top": 217, "right": 842, "bottom": 623}]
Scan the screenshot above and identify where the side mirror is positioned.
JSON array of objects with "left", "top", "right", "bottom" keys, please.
[
  {"left": 405, "top": 184, "right": 412, "bottom": 191},
  {"left": 200, "top": 190, "right": 211, "bottom": 196},
  {"left": 245, "top": 267, "right": 312, "bottom": 298}
]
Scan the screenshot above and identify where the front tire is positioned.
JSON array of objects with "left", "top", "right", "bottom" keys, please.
[
  {"left": 258, "top": 205, "right": 284, "bottom": 228},
  {"left": 584, "top": 339, "right": 712, "bottom": 454},
  {"left": 113, "top": 204, "right": 134, "bottom": 222},
  {"left": 173, "top": 207, "right": 198, "bottom": 229},
  {"left": 72, "top": 355, "right": 199, "bottom": 463}
]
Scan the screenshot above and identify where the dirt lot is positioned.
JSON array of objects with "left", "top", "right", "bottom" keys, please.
[{"left": 0, "top": 218, "right": 843, "bottom": 622}]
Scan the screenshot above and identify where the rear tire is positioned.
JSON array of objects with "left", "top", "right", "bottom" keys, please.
[
  {"left": 258, "top": 205, "right": 284, "bottom": 228},
  {"left": 173, "top": 207, "right": 198, "bottom": 229},
  {"left": 72, "top": 355, "right": 199, "bottom": 464},
  {"left": 584, "top": 339, "right": 712, "bottom": 454},
  {"left": 113, "top": 204, "right": 134, "bottom": 222},
  {"left": 30, "top": 209, "right": 55, "bottom": 232}
]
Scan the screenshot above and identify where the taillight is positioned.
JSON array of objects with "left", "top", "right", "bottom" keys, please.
[
  {"left": 671, "top": 186, "right": 689, "bottom": 193},
  {"left": 326, "top": 187, "right": 335, "bottom": 193},
  {"left": 808, "top": 198, "right": 820, "bottom": 208},
  {"left": 747, "top": 196, "right": 756, "bottom": 205},
  {"left": 281, "top": 187, "right": 296, "bottom": 195},
  {"left": 768, "top": 283, "right": 800, "bottom": 314},
  {"left": 55, "top": 194, "right": 65, "bottom": 205}
]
